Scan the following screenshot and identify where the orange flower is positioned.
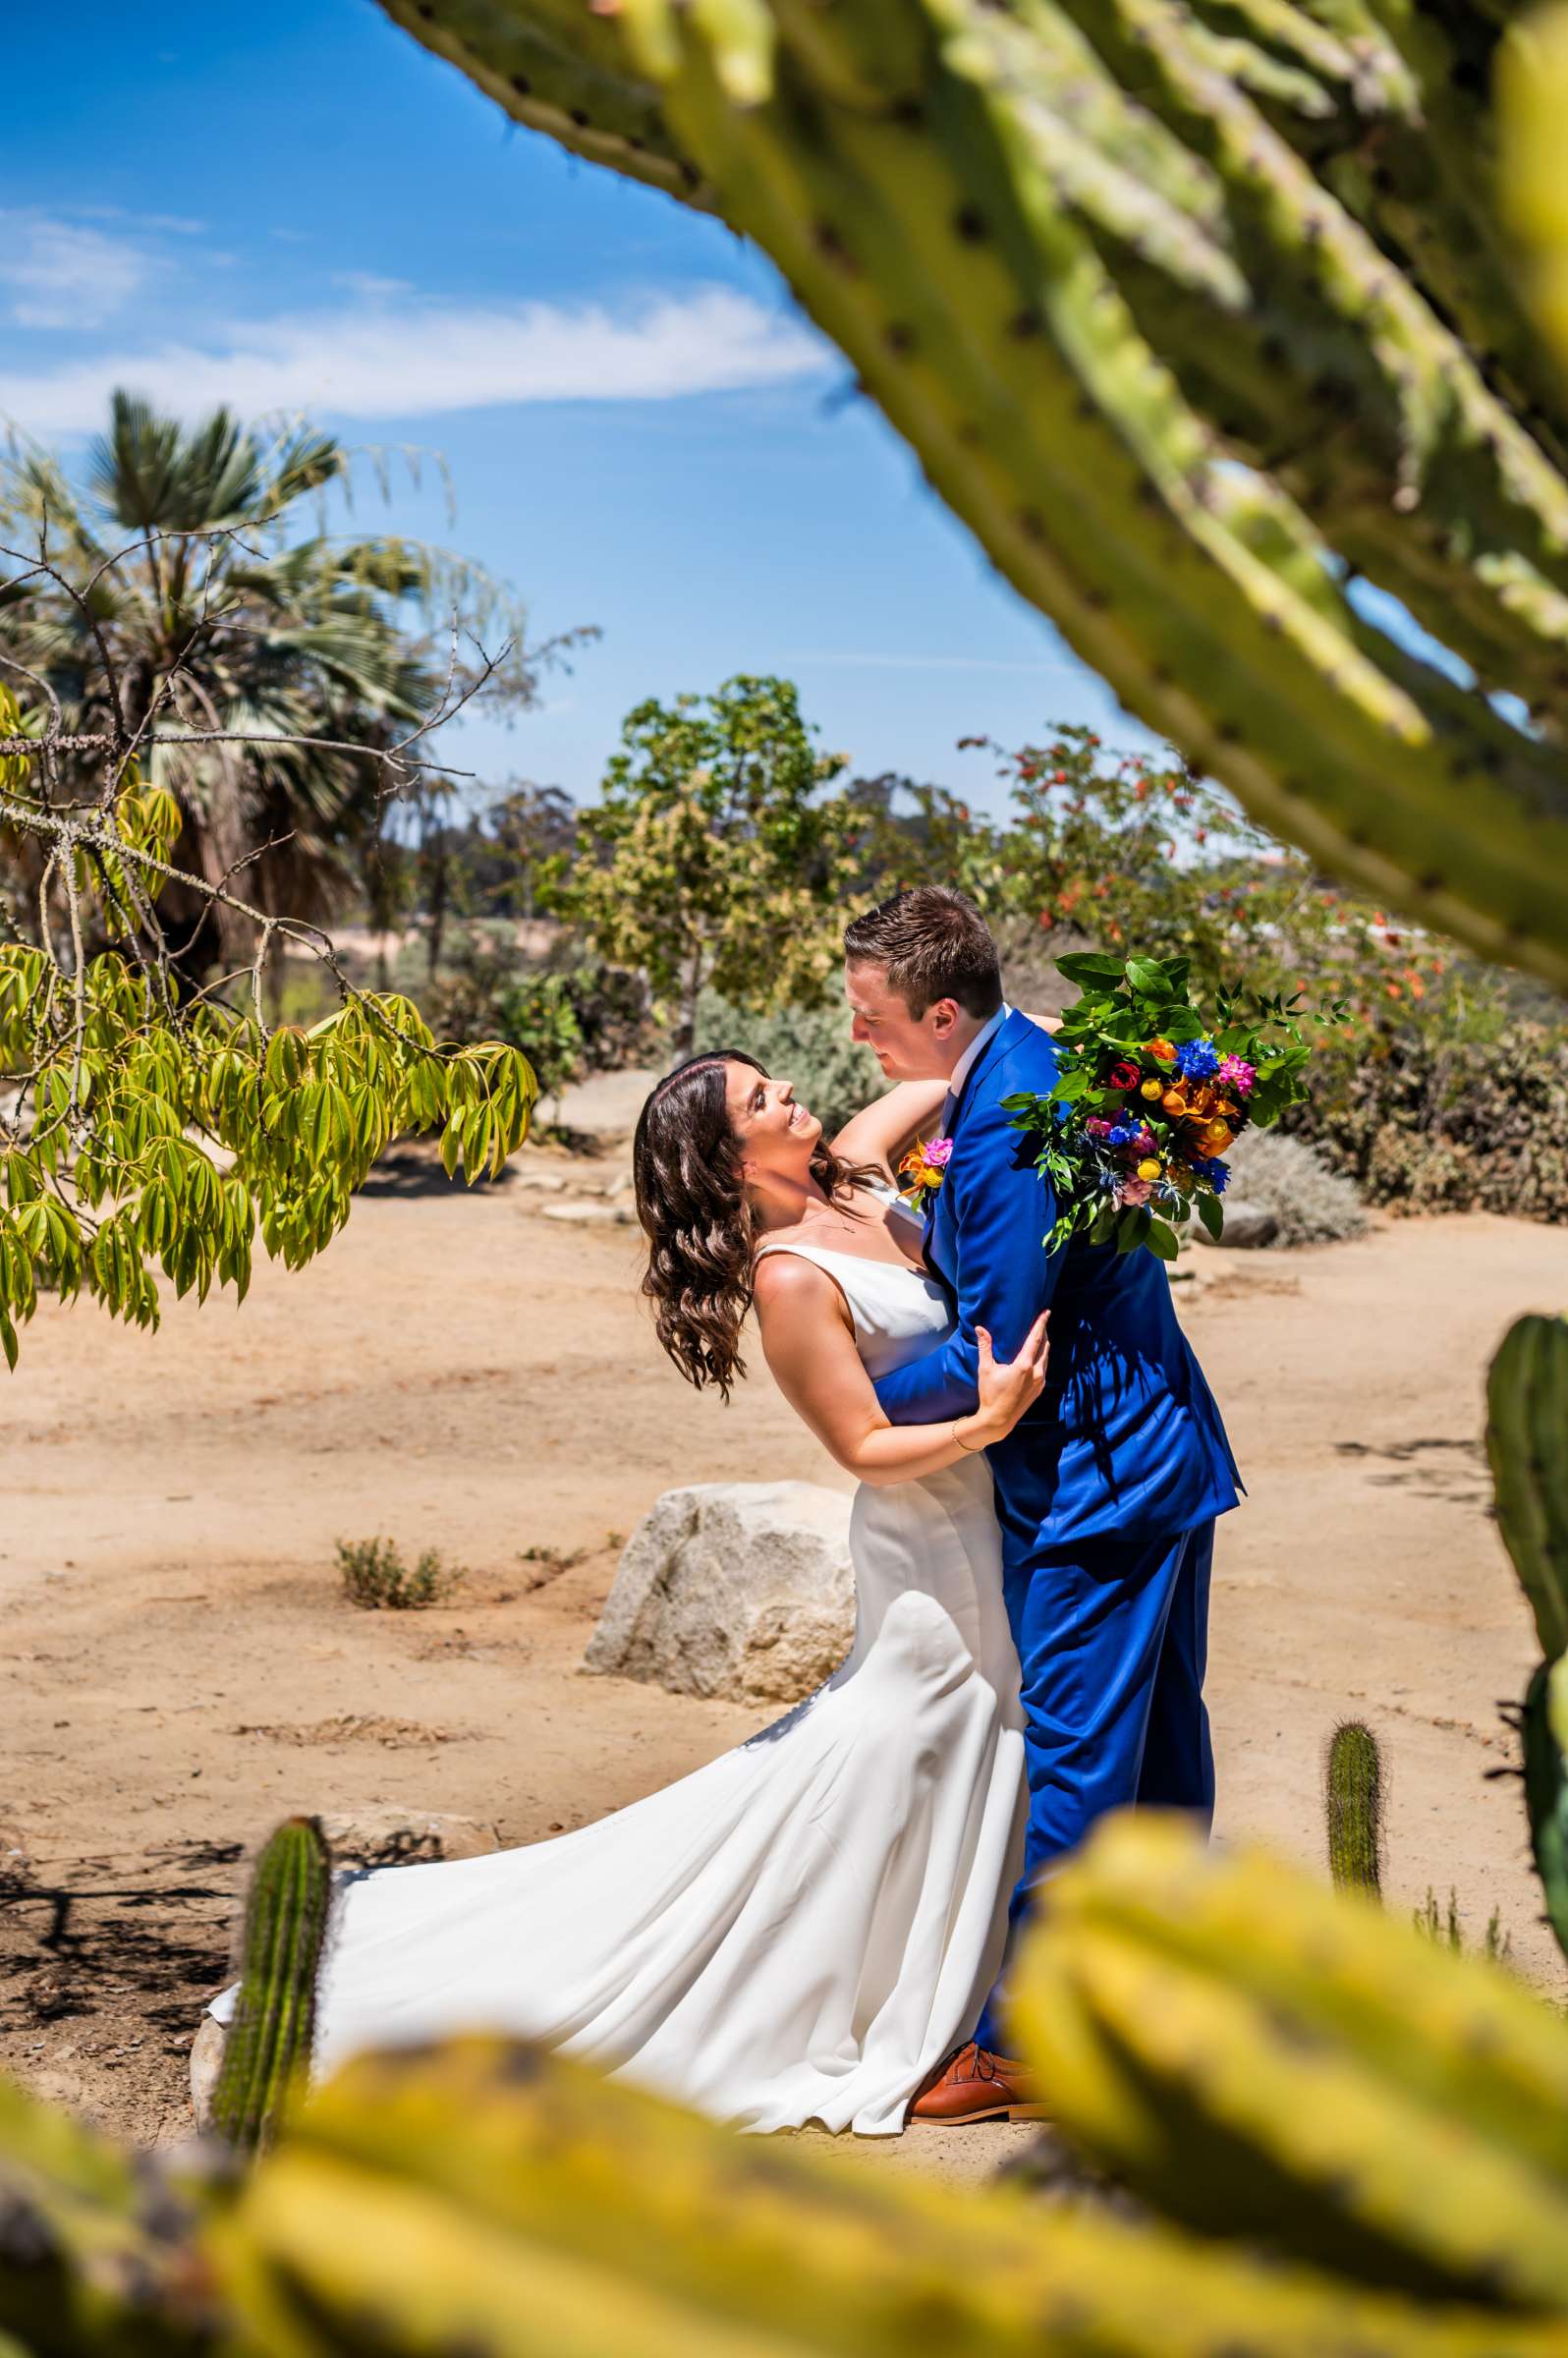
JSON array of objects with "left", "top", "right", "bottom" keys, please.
[
  {"left": 1161, "top": 1087, "right": 1188, "bottom": 1117},
  {"left": 1146, "top": 1038, "right": 1176, "bottom": 1062}
]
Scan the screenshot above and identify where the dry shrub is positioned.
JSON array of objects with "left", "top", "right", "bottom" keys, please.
[{"left": 1225, "top": 1130, "right": 1367, "bottom": 1247}]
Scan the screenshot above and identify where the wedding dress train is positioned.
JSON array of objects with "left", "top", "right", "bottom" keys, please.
[{"left": 210, "top": 1205, "right": 1027, "bottom": 2135}]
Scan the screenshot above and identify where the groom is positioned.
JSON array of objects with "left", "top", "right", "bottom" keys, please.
[{"left": 844, "top": 886, "right": 1241, "bottom": 2122}]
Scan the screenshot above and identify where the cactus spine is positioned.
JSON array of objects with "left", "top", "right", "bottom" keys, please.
[
  {"left": 373, "top": 0, "right": 1568, "bottom": 990},
  {"left": 1325, "top": 1718, "right": 1385, "bottom": 1898},
  {"left": 210, "top": 1815, "right": 332, "bottom": 2156}
]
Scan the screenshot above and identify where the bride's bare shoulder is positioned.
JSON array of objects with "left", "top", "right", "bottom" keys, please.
[{"left": 752, "top": 1248, "right": 852, "bottom": 1337}]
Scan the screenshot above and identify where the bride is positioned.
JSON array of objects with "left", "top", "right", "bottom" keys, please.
[{"left": 209, "top": 1051, "right": 1048, "bottom": 2136}]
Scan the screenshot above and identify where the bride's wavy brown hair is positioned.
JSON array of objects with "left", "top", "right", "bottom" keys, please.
[{"left": 634, "top": 1050, "right": 877, "bottom": 1399}]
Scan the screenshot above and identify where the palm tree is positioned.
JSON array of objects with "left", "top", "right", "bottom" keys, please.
[{"left": 0, "top": 392, "right": 538, "bottom": 996}]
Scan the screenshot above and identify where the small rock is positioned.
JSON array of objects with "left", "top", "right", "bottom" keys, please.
[
  {"left": 512, "top": 1171, "right": 568, "bottom": 1193},
  {"left": 539, "top": 1200, "right": 634, "bottom": 1226},
  {"left": 586, "top": 1483, "right": 855, "bottom": 1705},
  {"left": 1189, "top": 1198, "right": 1278, "bottom": 1250},
  {"left": 0, "top": 1823, "right": 29, "bottom": 1872},
  {"left": 315, "top": 1809, "right": 499, "bottom": 1868},
  {"left": 189, "top": 2015, "right": 225, "bottom": 2131}
]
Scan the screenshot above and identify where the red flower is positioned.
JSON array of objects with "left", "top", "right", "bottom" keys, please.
[{"left": 1108, "top": 1059, "right": 1141, "bottom": 1091}]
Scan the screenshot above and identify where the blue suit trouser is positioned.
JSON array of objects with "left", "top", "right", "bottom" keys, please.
[{"left": 974, "top": 1517, "right": 1215, "bottom": 2057}]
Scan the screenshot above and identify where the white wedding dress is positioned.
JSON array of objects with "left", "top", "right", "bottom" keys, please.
[{"left": 210, "top": 1196, "right": 1027, "bottom": 2135}]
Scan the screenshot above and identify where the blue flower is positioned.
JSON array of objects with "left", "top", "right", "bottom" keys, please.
[
  {"left": 1175, "top": 1037, "right": 1220, "bottom": 1081},
  {"left": 1194, "top": 1154, "right": 1230, "bottom": 1193},
  {"left": 1105, "top": 1121, "right": 1140, "bottom": 1147}
]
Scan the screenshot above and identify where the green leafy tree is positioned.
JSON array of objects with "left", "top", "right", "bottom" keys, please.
[
  {"left": 564, "top": 676, "right": 857, "bottom": 1053},
  {"left": 0, "top": 390, "right": 547, "bottom": 993}
]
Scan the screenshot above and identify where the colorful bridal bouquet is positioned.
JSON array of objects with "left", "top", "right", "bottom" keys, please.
[{"left": 1003, "top": 952, "right": 1344, "bottom": 1262}]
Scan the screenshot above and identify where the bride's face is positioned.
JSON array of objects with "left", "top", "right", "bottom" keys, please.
[{"left": 723, "top": 1061, "right": 822, "bottom": 1190}]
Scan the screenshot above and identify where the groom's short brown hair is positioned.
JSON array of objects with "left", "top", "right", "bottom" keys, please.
[{"left": 844, "top": 886, "right": 1003, "bottom": 1020}]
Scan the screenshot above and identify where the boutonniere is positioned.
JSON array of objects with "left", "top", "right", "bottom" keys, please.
[{"left": 898, "top": 1134, "right": 953, "bottom": 1214}]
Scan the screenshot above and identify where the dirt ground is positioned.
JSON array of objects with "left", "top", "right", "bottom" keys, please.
[{"left": 2, "top": 1123, "right": 1564, "bottom": 2183}]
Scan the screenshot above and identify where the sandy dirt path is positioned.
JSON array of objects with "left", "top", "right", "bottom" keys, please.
[{"left": 2, "top": 1144, "right": 1563, "bottom": 2180}]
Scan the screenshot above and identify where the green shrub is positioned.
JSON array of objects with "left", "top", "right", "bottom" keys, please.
[
  {"left": 691, "top": 992, "right": 885, "bottom": 1139},
  {"left": 337, "top": 1537, "right": 460, "bottom": 1610},
  {"left": 1285, "top": 1018, "right": 1568, "bottom": 1221}
]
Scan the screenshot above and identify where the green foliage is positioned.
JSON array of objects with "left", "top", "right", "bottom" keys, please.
[
  {"left": 562, "top": 677, "right": 859, "bottom": 1049},
  {"left": 376, "top": 0, "right": 1568, "bottom": 992},
  {"left": 336, "top": 1536, "right": 461, "bottom": 1610},
  {"left": 0, "top": 931, "right": 534, "bottom": 1370},
  {"left": 211, "top": 1817, "right": 332, "bottom": 2157},
  {"left": 1324, "top": 1720, "right": 1384, "bottom": 1899},
  {"left": 1286, "top": 1015, "right": 1568, "bottom": 1221},
  {"left": 692, "top": 990, "right": 883, "bottom": 1139}
]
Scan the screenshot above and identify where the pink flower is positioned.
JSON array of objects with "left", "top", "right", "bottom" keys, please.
[
  {"left": 1086, "top": 1116, "right": 1113, "bottom": 1139},
  {"left": 1117, "top": 1176, "right": 1152, "bottom": 1207},
  {"left": 1218, "top": 1055, "right": 1256, "bottom": 1095},
  {"left": 924, "top": 1136, "right": 954, "bottom": 1168}
]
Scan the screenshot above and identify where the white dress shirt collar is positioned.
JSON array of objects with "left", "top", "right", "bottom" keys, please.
[{"left": 943, "top": 1001, "right": 1010, "bottom": 1123}]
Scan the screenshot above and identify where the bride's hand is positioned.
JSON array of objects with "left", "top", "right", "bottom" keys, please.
[{"left": 973, "top": 1314, "right": 1050, "bottom": 1438}]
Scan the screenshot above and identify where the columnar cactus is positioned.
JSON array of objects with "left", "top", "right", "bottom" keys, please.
[
  {"left": 210, "top": 1815, "right": 332, "bottom": 2156},
  {"left": 1009, "top": 1812, "right": 1568, "bottom": 2314},
  {"left": 1523, "top": 1655, "right": 1568, "bottom": 1964},
  {"left": 1324, "top": 1718, "right": 1385, "bottom": 1898},
  {"left": 375, "top": 0, "right": 1568, "bottom": 990}
]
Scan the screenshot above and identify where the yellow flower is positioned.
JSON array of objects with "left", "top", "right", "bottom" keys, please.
[
  {"left": 1137, "top": 1157, "right": 1162, "bottom": 1182},
  {"left": 1140, "top": 1078, "right": 1163, "bottom": 1100}
]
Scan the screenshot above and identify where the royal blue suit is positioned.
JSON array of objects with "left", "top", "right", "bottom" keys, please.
[{"left": 872, "top": 1009, "right": 1241, "bottom": 2051}]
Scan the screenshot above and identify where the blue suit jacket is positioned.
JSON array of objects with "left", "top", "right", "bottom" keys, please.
[{"left": 873, "top": 1010, "right": 1241, "bottom": 1563}]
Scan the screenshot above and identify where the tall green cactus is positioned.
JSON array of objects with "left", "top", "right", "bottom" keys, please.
[
  {"left": 210, "top": 1815, "right": 332, "bottom": 2157},
  {"left": 1487, "top": 1313, "right": 1568, "bottom": 1966},
  {"left": 1487, "top": 1315, "right": 1568, "bottom": 1667},
  {"left": 374, "top": 0, "right": 1568, "bottom": 989},
  {"left": 1324, "top": 1718, "right": 1385, "bottom": 1898}
]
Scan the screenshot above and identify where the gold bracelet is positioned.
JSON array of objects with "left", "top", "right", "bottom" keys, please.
[{"left": 952, "top": 1419, "right": 985, "bottom": 1454}]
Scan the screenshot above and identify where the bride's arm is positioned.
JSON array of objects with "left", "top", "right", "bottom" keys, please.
[
  {"left": 753, "top": 1254, "right": 1047, "bottom": 1488},
  {"left": 830, "top": 1080, "right": 950, "bottom": 1183}
]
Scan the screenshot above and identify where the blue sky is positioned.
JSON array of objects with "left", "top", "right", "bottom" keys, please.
[{"left": 7, "top": 0, "right": 1152, "bottom": 817}]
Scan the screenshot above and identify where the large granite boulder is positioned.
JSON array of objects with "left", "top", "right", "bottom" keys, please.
[{"left": 586, "top": 1482, "right": 855, "bottom": 1705}]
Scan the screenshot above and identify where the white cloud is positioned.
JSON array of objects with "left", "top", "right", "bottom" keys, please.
[
  {"left": 0, "top": 211, "right": 153, "bottom": 329},
  {"left": 0, "top": 287, "right": 829, "bottom": 434}
]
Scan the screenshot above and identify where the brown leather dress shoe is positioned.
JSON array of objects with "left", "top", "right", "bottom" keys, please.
[{"left": 908, "top": 2041, "right": 1049, "bottom": 2125}]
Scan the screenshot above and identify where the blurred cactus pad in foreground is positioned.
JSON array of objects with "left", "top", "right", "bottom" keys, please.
[
  {"left": 7, "top": 1815, "right": 1568, "bottom": 2357},
  {"left": 375, "top": 0, "right": 1568, "bottom": 991}
]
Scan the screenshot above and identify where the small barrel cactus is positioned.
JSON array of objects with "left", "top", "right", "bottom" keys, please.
[
  {"left": 211, "top": 1815, "right": 332, "bottom": 2155},
  {"left": 1324, "top": 1719, "right": 1384, "bottom": 1899}
]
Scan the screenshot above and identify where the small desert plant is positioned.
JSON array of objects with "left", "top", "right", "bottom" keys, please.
[
  {"left": 337, "top": 1536, "right": 460, "bottom": 1609},
  {"left": 1414, "top": 1886, "right": 1513, "bottom": 1964},
  {"left": 1323, "top": 1719, "right": 1384, "bottom": 1897},
  {"left": 1225, "top": 1129, "right": 1367, "bottom": 1248}
]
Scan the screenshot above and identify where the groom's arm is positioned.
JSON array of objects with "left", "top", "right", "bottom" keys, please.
[{"left": 873, "top": 1105, "right": 1061, "bottom": 1425}]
